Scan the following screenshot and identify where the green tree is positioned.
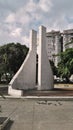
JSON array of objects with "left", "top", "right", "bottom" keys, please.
[
  {"left": 0, "top": 43, "right": 29, "bottom": 83},
  {"left": 49, "top": 60, "right": 58, "bottom": 75},
  {"left": 57, "top": 48, "right": 73, "bottom": 82}
]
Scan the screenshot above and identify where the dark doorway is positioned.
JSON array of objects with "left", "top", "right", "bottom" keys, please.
[{"left": 36, "top": 54, "right": 38, "bottom": 85}]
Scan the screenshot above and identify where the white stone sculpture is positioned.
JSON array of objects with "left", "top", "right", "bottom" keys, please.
[
  {"left": 8, "top": 30, "right": 37, "bottom": 96},
  {"left": 38, "top": 26, "right": 54, "bottom": 90},
  {"left": 8, "top": 26, "right": 54, "bottom": 97}
]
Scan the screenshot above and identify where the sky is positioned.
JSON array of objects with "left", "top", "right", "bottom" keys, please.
[{"left": 0, "top": 0, "right": 73, "bottom": 47}]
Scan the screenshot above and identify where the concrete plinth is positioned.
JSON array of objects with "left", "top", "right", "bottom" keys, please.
[
  {"left": 8, "top": 30, "right": 37, "bottom": 96},
  {"left": 38, "top": 26, "right": 54, "bottom": 90}
]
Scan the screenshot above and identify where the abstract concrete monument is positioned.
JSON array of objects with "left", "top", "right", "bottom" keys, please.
[
  {"left": 38, "top": 26, "right": 54, "bottom": 90},
  {"left": 8, "top": 30, "right": 37, "bottom": 96},
  {"left": 8, "top": 26, "right": 54, "bottom": 96}
]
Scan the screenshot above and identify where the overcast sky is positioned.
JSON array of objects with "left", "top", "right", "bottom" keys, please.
[{"left": 0, "top": 0, "right": 73, "bottom": 47}]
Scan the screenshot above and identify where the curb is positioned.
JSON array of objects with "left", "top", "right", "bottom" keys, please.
[{"left": 1, "top": 95, "right": 73, "bottom": 101}]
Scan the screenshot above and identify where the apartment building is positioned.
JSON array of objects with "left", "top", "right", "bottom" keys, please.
[
  {"left": 37, "top": 28, "right": 73, "bottom": 67},
  {"left": 46, "top": 30, "right": 62, "bottom": 66},
  {"left": 63, "top": 29, "right": 73, "bottom": 51}
]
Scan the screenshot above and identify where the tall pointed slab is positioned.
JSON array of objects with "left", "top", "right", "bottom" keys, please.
[
  {"left": 38, "top": 26, "right": 54, "bottom": 90},
  {"left": 8, "top": 30, "right": 37, "bottom": 96}
]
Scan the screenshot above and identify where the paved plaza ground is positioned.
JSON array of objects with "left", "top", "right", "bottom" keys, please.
[{"left": 0, "top": 98, "right": 73, "bottom": 130}]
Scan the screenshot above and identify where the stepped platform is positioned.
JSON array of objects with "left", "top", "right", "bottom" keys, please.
[
  {"left": 23, "top": 88, "right": 73, "bottom": 96},
  {"left": 1, "top": 84, "right": 73, "bottom": 97}
]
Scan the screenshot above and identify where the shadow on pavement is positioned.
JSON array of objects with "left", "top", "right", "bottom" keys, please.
[{"left": 3, "top": 120, "right": 14, "bottom": 130}]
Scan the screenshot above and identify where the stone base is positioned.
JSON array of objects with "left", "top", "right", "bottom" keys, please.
[
  {"left": 8, "top": 85, "right": 23, "bottom": 97},
  {"left": 37, "top": 85, "right": 53, "bottom": 90}
]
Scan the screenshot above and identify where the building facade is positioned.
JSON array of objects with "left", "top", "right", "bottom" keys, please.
[
  {"left": 63, "top": 29, "right": 73, "bottom": 51},
  {"left": 46, "top": 31, "right": 62, "bottom": 66},
  {"left": 37, "top": 28, "right": 73, "bottom": 67},
  {"left": 65, "top": 40, "right": 73, "bottom": 49}
]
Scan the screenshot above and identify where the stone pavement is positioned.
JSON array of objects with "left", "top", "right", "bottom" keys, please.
[{"left": 0, "top": 98, "right": 73, "bottom": 130}]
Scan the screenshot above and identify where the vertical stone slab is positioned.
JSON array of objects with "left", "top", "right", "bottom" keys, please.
[
  {"left": 8, "top": 30, "right": 37, "bottom": 96},
  {"left": 38, "top": 26, "right": 54, "bottom": 90}
]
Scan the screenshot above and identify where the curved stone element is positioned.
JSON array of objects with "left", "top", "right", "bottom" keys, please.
[
  {"left": 38, "top": 26, "right": 54, "bottom": 90},
  {"left": 8, "top": 30, "right": 37, "bottom": 96},
  {"left": 8, "top": 85, "right": 23, "bottom": 97}
]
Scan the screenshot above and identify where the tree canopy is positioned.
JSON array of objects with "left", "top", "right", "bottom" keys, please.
[
  {"left": 49, "top": 60, "right": 57, "bottom": 75},
  {"left": 0, "top": 43, "right": 29, "bottom": 83},
  {"left": 57, "top": 48, "right": 73, "bottom": 82}
]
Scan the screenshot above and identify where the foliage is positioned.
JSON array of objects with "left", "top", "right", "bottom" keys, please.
[
  {"left": 49, "top": 60, "right": 58, "bottom": 75},
  {"left": 57, "top": 48, "right": 73, "bottom": 82},
  {"left": 0, "top": 43, "right": 29, "bottom": 83}
]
